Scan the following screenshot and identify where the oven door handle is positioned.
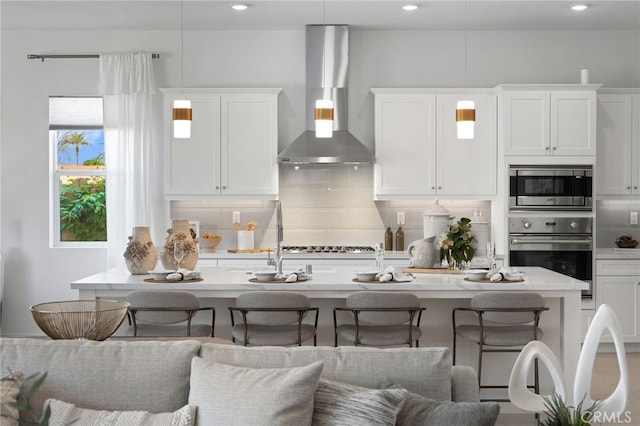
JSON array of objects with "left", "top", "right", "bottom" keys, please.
[{"left": 510, "top": 238, "right": 592, "bottom": 245}]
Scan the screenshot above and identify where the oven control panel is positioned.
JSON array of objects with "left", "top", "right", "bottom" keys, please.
[{"left": 509, "top": 217, "right": 592, "bottom": 234}]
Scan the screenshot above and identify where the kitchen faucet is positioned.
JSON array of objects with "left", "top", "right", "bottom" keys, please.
[{"left": 267, "top": 200, "right": 284, "bottom": 274}]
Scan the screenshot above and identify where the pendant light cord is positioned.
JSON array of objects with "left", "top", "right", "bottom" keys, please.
[
  {"left": 322, "top": 0, "right": 326, "bottom": 93},
  {"left": 464, "top": 0, "right": 468, "bottom": 93},
  {"left": 180, "top": 0, "right": 184, "bottom": 99}
]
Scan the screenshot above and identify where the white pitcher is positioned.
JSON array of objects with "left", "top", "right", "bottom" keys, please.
[{"left": 406, "top": 236, "right": 438, "bottom": 269}]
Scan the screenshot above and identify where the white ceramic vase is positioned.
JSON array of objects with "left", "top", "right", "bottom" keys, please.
[{"left": 123, "top": 226, "right": 158, "bottom": 274}]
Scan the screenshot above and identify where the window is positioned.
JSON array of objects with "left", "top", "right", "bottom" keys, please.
[{"left": 50, "top": 97, "right": 106, "bottom": 246}]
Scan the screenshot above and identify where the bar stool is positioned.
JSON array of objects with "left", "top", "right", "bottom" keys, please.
[
  {"left": 452, "top": 292, "right": 548, "bottom": 401},
  {"left": 228, "top": 291, "right": 319, "bottom": 346},
  {"left": 333, "top": 291, "right": 426, "bottom": 347}
]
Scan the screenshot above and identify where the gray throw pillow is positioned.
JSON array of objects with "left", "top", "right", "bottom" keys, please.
[
  {"left": 394, "top": 388, "right": 500, "bottom": 426},
  {"left": 313, "top": 379, "right": 408, "bottom": 426},
  {"left": 188, "top": 357, "right": 324, "bottom": 426}
]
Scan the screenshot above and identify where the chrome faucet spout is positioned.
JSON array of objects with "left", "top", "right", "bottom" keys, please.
[{"left": 274, "top": 201, "right": 284, "bottom": 273}]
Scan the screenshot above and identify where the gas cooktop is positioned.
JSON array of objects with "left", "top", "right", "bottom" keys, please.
[{"left": 282, "top": 246, "right": 375, "bottom": 254}]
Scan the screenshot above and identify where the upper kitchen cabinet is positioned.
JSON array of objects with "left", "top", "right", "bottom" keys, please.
[
  {"left": 372, "top": 90, "right": 497, "bottom": 199},
  {"left": 161, "top": 89, "right": 281, "bottom": 199},
  {"left": 596, "top": 91, "right": 639, "bottom": 196},
  {"left": 499, "top": 85, "right": 600, "bottom": 156}
]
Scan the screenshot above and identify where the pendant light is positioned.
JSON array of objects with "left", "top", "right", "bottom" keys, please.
[
  {"left": 173, "top": 0, "right": 191, "bottom": 139},
  {"left": 314, "top": 0, "right": 334, "bottom": 138},
  {"left": 456, "top": 0, "right": 475, "bottom": 140}
]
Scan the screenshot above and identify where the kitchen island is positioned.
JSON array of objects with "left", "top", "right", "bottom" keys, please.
[{"left": 72, "top": 266, "right": 587, "bottom": 402}]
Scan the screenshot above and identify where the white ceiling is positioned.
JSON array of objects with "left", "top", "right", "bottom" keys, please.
[{"left": 1, "top": 0, "right": 638, "bottom": 31}]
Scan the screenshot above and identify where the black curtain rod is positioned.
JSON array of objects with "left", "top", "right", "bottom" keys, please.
[{"left": 27, "top": 53, "right": 160, "bottom": 62}]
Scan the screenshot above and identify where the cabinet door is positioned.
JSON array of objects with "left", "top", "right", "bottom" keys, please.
[
  {"left": 597, "top": 94, "right": 633, "bottom": 195},
  {"left": 633, "top": 95, "right": 640, "bottom": 195},
  {"left": 165, "top": 94, "right": 221, "bottom": 195},
  {"left": 551, "top": 91, "right": 597, "bottom": 155},
  {"left": 596, "top": 275, "right": 640, "bottom": 342},
  {"left": 374, "top": 94, "right": 436, "bottom": 197},
  {"left": 221, "top": 94, "right": 278, "bottom": 195},
  {"left": 436, "top": 94, "right": 497, "bottom": 195},
  {"left": 503, "top": 91, "right": 549, "bottom": 155}
]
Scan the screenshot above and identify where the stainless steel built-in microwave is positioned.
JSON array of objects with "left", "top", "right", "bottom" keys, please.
[{"left": 509, "top": 165, "right": 593, "bottom": 211}]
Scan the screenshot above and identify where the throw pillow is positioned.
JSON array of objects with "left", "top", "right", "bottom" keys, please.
[
  {"left": 394, "top": 388, "right": 500, "bottom": 426},
  {"left": 44, "top": 399, "right": 196, "bottom": 426},
  {"left": 0, "top": 371, "right": 24, "bottom": 426},
  {"left": 312, "top": 379, "right": 408, "bottom": 426},
  {"left": 188, "top": 357, "right": 324, "bottom": 426}
]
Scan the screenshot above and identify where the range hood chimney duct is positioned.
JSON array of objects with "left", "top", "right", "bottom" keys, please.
[{"left": 278, "top": 25, "right": 375, "bottom": 165}]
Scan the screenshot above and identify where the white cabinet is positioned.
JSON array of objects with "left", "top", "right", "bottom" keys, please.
[
  {"left": 500, "top": 85, "right": 598, "bottom": 156},
  {"left": 595, "top": 259, "right": 640, "bottom": 342},
  {"left": 372, "top": 90, "right": 497, "bottom": 199},
  {"left": 596, "top": 93, "right": 639, "bottom": 195},
  {"left": 162, "top": 89, "right": 281, "bottom": 199}
]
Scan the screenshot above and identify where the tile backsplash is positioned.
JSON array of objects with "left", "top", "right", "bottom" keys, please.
[
  {"left": 171, "top": 165, "right": 492, "bottom": 255},
  {"left": 596, "top": 199, "right": 640, "bottom": 248}
]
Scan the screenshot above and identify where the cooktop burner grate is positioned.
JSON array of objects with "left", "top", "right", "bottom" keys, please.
[{"left": 282, "top": 245, "right": 375, "bottom": 254}]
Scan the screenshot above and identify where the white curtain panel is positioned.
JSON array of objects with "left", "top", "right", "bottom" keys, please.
[{"left": 99, "top": 53, "right": 164, "bottom": 268}]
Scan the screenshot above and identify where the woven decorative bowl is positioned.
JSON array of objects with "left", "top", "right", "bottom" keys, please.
[
  {"left": 199, "top": 236, "right": 222, "bottom": 252},
  {"left": 615, "top": 236, "right": 639, "bottom": 248},
  {"left": 30, "top": 300, "right": 130, "bottom": 341}
]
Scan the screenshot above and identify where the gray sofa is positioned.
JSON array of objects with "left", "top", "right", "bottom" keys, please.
[{"left": 1, "top": 338, "right": 498, "bottom": 425}]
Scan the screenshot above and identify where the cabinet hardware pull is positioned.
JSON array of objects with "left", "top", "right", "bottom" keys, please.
[
  {"left": 215, "top": 186, "right": 220, "bottom": 189},
  {"left": 431, "top": 186, "right": 435, "bottom": 190},
  {"left": 552, "top": 146, "right": 557, "bottom": 150},
  {"left": 628, "top": 186, "right": 632, "bottom": 190},
  {"left": 223, "top": 186, "right": 227, "bottom": 189},
  {"left": 438, "top": 186, "right": 442, "bottom": 190},
  {"left": 545, "top": 147, "right": 550, "bottom": 150}
]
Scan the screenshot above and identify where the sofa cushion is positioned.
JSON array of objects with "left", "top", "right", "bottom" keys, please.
[
  {"left": 312, "top": 379, "right": 407, "bottom": 426},
  {"left": 0, "top": 371, "right": 23, "bottom": 426},
  {"left": 199, "top": 343, "right": 452, "bottom": 401},
  {"left": 45, "top": 399, "right": 196, "bottom": 426},
  {"left": 395, "top": 388, "right": 500, "bottom": 426},
  {"left": 0, "top": 338, "right": 201, "bottom": 418},
  {"left": 188, "top": 357, "right": 323, "bottom": 426}
]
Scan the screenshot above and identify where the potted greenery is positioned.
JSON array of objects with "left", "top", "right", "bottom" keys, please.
[
  {"left": 1, "top": 372, "right": 50, "bottom": 426},
  {"left": 541, "top": 392, "right": 602, "bottom": 426},
  {"left": 439, "top": 217, "right": 475, "bottom": 270}
]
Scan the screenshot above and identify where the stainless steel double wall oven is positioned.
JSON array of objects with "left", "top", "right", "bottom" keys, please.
[{"left": 508, "top": 165, "right": 594, "bottom": 299}]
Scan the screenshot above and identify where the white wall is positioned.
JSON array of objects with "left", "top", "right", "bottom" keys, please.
[{"left": 1, "top": 27, "right": 638, "bottom": 335}]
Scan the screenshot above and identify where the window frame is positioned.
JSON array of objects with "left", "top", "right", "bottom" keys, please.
[{"left": 49, "top": 97, "right": 107, "bottom": 248}]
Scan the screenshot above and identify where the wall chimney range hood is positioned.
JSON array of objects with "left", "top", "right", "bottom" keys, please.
[{"left": 278, "top": 25, "right": 375, "bottom": 165}]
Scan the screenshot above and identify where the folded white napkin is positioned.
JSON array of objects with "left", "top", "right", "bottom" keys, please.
[
  {"left": 275, "top": 269, "right": 310, "bottom": 282},
  {"left": 166, "top": 269, "right": 201, "bottom": 281},
  {"left": 377, "top": 266, "right": 415, "bottom": 282},
  {"left": 489, "top": 267, "right": 524, "bottom": 282}
]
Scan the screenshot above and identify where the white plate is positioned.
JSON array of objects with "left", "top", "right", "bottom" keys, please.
[{"left": 148, "top": 271, "right": 173, "bottom": 280}]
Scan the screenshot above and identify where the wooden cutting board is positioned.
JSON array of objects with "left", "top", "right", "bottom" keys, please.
[
  {"left": 403, "top": 267, "right": 465, "bottom": 275},
  {"left": 227, "top": 248, "right": 273, "bottom": 253}
]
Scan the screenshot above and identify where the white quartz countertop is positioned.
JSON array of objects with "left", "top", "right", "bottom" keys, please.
[
  {"left": 72, "top": 266, "right": 588, "bottom": 294},
  {"left": 595, "top": 248, "right": 640, "bottom": 260}
]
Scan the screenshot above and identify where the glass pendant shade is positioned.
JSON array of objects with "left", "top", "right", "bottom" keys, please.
[
  {"left": 173, "top": 99, "right": 192, "bottom": 139},
  {"left": 314, "top": 99, "right": 334, "bottom": 138},
  {"left": 456, "top": 100, "right": 475, "bottom": 139}
]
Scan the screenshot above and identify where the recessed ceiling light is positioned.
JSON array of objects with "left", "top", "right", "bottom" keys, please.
[
  {"left": 402, "top": 5, "right": 419, "bottom": 12},
  {"left": 571, "top": 4, "right": 589, "bottom": 11},
  {"left": 232, "top": 4, "right": 248, "bottom": 11}
]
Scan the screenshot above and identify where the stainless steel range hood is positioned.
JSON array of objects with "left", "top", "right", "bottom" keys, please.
[{"left": 278, "top": 25, "right": 374, "bottom": 165}]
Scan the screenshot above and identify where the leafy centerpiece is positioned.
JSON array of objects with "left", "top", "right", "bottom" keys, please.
[
  {"left": 541, "top": 392, "right": 602, "bottom": 426},
  {"left": 439, "top": 217, "right": 475, "bottom": 270}
]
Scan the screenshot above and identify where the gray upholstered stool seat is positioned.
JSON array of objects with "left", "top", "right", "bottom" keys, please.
[
  {"left": 455, "top": 325, "right": 544, "bottom": 346},
  {"left": 229, "top": 291, "right": 318, "bottom": 346},
  {"left": 125, "top": 290, "right": 215, "bottom": 337},
  {"left": 334, "top": 291, "right": 425, "bottom": 347},
  {"left": 452, "top": 291, "right": 548, "bottom": 402}
]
